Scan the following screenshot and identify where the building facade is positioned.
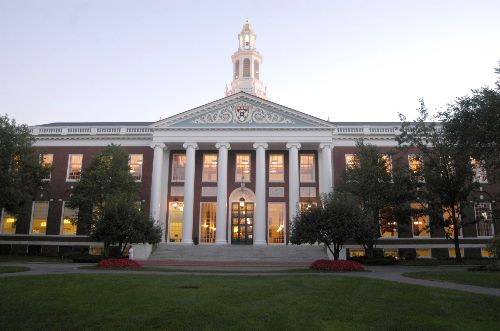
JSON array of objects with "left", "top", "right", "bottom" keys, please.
[{"left": 0, "top": 22, "right": 497, "bottom": 259}]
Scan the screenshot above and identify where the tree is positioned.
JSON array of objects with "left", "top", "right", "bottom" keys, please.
[
  {"left": 338, "top": 140, "right": 415, "bottom": 257},
  {"left": 398, "top": 101, "right": 480, "bottom": 261},
  {"left": 0, "top": 115, "right": 49, "bottom": 220},
  {"left": 290, "top": 191, "right": 368, "bottom": 260},
  {"left": 68, "top": 145, "right": 161, "bottom": 257}
]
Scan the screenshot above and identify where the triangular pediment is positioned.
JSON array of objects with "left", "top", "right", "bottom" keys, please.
[{"left": 151, "top": 92, "right": 334, "bottom": 130}]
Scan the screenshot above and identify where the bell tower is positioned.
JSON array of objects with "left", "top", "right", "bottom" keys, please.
[{"left": 225, "top": 21, "right": 267, "bottom": 99}]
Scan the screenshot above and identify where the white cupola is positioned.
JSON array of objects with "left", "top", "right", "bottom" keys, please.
[{"left": 225, "top": 21, "right": 267, "bottom": 99}]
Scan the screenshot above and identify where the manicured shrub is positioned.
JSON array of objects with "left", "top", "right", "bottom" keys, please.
[
  {"left": 97, "top": 258, "right": 141, "bottom": 269},
  {"left": 310, "top": 259, "right": 364, "bottom": 272}
]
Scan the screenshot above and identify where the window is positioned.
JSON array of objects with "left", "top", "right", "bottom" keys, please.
[
  {"left": 345, "top": 154, "right": 357, "bottom": 170},
  {"left": 349, "top": 249, "right": 365, "bottom": 257},
  {"left": 235, "top": 154, "right": 251, "bottom": 182},
  {"left": 411, "top": 202, "right": 430, "bottom": 237},
  {"left": 129, "top": 154, "right": 143, "bottom": 181},
  {"left": 448, "top": 248, "right": 465, "bottom": 258},
  {"left": 300, "top": 154, "right": 315, "bottom": 182},
  {"left": 61, "top": 202, "right": 78, "bottom": 235},
  {"left": 66, "top": 154, "right": 83, "bottom": 181},
  {"left": 269, "top": 154, "right": 284, "bottom": 182},
  {"left": 31, "top": 201, "right": 49, "bottom": 235},
  {"left": 443, "top": 205, "right": 462, "bottom": 239},
  {"left": 168, "top": 201, "right": 183, "bottom": 242},
  {"left": 382, "top": 154, "right": 392, "bottom": 175},
  {"left": 171, "top": 154, "right": 186, "bottom": 182},
  {"left": 481, "top": 248, "right": 494, "bottom": 258},
  {"left": 475, "top": 203, "right": 494, "bottom": 237},
  {"left": 383, "top": 249, "right": 399, "bottom": 258},
  {"left": 408, "top": 154, "right": 424, "bottom": 182},
  {"left": 202, "top": 154, "right": 218, "bottom": 182},
  {"left": 300, "top": 202, "right": 317, "bottom": 212},
  {"left": 41, "top": 154, "right": 53, "bottom": 180},
  {"left": 1, "top": 209, "right": 16, "bottom": 234},
  {"left": 254, "top": 60, "right": 259, "bottom": 79},
  {"left": 380, "top": 208, "right": 397, "bottom": 237},
  {"left": 471, "top": 158, "right": 488, "bottom": 183},
  {"left": 234, "top": 60, "right": 239, "bottom": 79},
  {"left": 268, "top": 203, "right": 285, "bottom": 244},
  {"left": 200, "top": 202, "right": 216, "bottom": 243},
  {"left": 416, "top": 248, "right": 431, "bottom": 258},
  {"left": 243, "top": 58, "right": 250, "bottom": 77}
]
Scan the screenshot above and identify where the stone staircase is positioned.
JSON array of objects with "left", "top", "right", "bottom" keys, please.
[{"left": 148, "top": 243, "right": 327, "bottom": 263}]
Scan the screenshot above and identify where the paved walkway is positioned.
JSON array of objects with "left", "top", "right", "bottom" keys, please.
[{"left": 1, "top": 262, "right": 499, "bottom": 297}]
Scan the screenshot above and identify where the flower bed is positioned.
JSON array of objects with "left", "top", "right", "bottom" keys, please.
[
  {"left": 97, "top": 258, "right": 142, "bottom": 269},
  {"left": 310, "top": 259, "right": 364, "bottom": 272}
]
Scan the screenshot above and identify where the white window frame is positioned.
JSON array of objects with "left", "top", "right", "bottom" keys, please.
[
  {"left": 128, "top": 154, "right": 143, "bottom": 182},
  {"left": 168, "top": 201, "right": 184, "bottom": 243},
  {"left": 198, "top": 202, "right": 217, "bottom": 244},
  {"left": 345, "top": 154, "right": 357, "bottom": 170},
  {"left": 471, "top": 158, "right": 488, "bottom": 183},
  {"left": 408, "top": 154, "right": 425, "bottom": 182},
  {"left": 267, "top": 202, "right": 286, "bottom": 245},
  {"left": 448, "top": 248, "right": 465, "bottom": 258},
  {"left": 475, "top": 202, "right": 494, "bottom": 238},
  {"left": 269, "top": 154, "right": 285, "bottom": 183},
  {"left": 202, "top": 154, "right": 218, "bottom": 183},
  {"left": 41, "top": 153, "right": 54, "bottom": 181},
  {"left": 29, "top": 201, "right": 49, "bottom": 235},
  {"left": 66, "top": 154, "right": 83, "bottom": 182},
  {"left": 415, "top": 248, "right": 432, "bottom": 259},
  {"left": 299, "top": 153, "right": 316, "bottom": 183},
  {"left": 60, "top": 201, "right": 78, "bottom": 236},
  {"left": 171, "top": 153, "right": 186, "bottom": 183},
  {"left": 411, "top": 202, "right": 430, "bottom": 238},
  {"left": 235, "top": 153, "right": 251, "bottom": 183}
]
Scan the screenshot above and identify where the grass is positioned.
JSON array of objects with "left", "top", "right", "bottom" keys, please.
[
  {"left": 404, "top": 271, "right": 500, "bottom": 289},
  {"left": 0, "top": 274, "right": 499, "bottom": 330},
  {"left": 0, "top": 266, "right": 30, "bottom": 273}
]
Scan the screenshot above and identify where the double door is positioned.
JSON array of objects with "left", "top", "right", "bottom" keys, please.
[{"left": 231, "top": 202, "right": 254, "bottom": 244}]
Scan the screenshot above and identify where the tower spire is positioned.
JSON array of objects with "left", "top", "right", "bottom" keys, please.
[{"left": 225, "top": 21, "right": 267, "bottom": 99}]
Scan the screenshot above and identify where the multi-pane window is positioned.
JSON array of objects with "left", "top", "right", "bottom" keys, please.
[
  {"left": 268, "top": 203, "right": 285, "bottom": 244},
  {"left": 300, "top": 154, "right": 315, "bottom": 182},
  {"left": 443, "top": 205, "right": 462, "bottom": 239},
  {"left": 235, "top": 153, "right": 251, "bottom": 182},
  {"left": 171, "top": 154, "right": 186, "bottom": 182},
  {"left": 168, "top": 201, "right": 184, "bottom": 242},
  {"left": 61, "top": 202, "right": 78, "bottom": 235},
  {"left": 481, "top": 248, "right": 494, "bottom": 258},
  {"left": 471, "top": 158, "right": 488, "bottom": 183},
  {"left": 1, "top": 209, "right": 16, "bottom": 234},
  {"left": 382, "top": 154, "right": 392, "bottom": 175},
  {"left": 349, "top": 249, "right": 365, "bottom": 257},
  {"left": 254, "top": 60, "right": 260, "bottom": 79},
  {"left": 300, "top": 202, "right": 317, "bottom": 212},
  {"left": 383, "top": 249, "right": 399, "bottom": 258},
  {"left": 416, "top": 248, "right": 431, "bottom": 258},
  {"left": 66, "top": 154, "right": 83, "bottom": 181},
  {"left": 411, "top": 202, "right": 430, "bottom": 237},
  {"left": 41, "top": 154, "right": 53, "bottom": 180},
  {"left": 448, "top": 248, "right": 464, "bottom": 258},
  {"left": 269, "top": 154, "right": 284, "bottom": 182},
  {"left": 475, "top": 203, "right": 494, "bottom": 237},
  {"left": 345, "top": 154, "right": 357, "bottom": 170},
  {"left": 408, "top": 154, "right": 424, "bottom": 182},
  {"left": 202, "top": 154, "right": 218, "bottom": 182},
  {"left": 380, "top": 208, "right": 397, "bottom": 237},
  {"left": 129, "top": 154, "right": 143, "bottom": 181},
  {"left": 243, "top": 58, "right": 250, "bottom": 77},
  {"left": 200, "top": 202, "right": 216, "bottom": 243},
  {"left": 234, "top": 60, "right": 240, "bottom": 79},
  {"left": 31, "top": 201, "right": 49, "bottom": 235}
]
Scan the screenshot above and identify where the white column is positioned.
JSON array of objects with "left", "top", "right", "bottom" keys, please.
[
  {"left": 159, "top": 150, "right": 170, "bottom": 243},
  {"left": 319, "top": 142, "right": 333, "bottom": 194},
  {"left": 253, "top": 142, "right": 268, "bottom": 245},
  {"left": 215, "top": 142, "right": 230, "bottom": 244},
  {"left": 150, "top": 143, "right": 166, "bottom": 224},
  {"left": 181, "top": 142, "right": 198, "bottom": 245},
  {"left": 286, "top": 143, "right": 301, "bottom": 224}
]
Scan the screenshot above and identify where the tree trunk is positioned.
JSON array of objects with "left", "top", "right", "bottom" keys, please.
[
  {"left": 365, "top": 243, "right": 374, "bottom": 258},
  {"left": 325, "top": 244, "right": 337, "bottom": 260},
  {"left": 452, "top": 207, "right": 462, "bottom": 263},
  {"left": 104, "top": 241, "right": 110, "bottom": 258}
]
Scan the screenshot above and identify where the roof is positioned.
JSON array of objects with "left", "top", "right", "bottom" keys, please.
[{"left": 36, "top": 122, "right": 154, "bottom": 127}]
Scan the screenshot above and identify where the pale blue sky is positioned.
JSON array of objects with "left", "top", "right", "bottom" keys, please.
[{"left": 1, "top": 0, "right": 499, "bottom": 125}]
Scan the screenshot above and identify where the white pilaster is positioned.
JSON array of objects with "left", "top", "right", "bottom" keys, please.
[
  {"left": 286, "top": 143, "right": 301, "bottom": 225},
  {"left": 181, "top": 142, "right": 198, "bottom": 245},
  {"left": 319, "top": 142, "right": 333, "bottom": 194},
  {"left": 159, "top": 149, "right": 170, "bottom": 243},
  {"left": 253, "top": 142, "right": 268, "bottom": 245},
  {"left": 215, "top": 142, "right": 230, "bottom": 244},
  {"left": 150, "top": 143, "right": 166, "bottom": 225}
]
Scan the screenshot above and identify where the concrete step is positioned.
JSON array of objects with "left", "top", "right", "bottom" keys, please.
[{"left": 148, "top": 243, "right": 328, "bottom": 262}]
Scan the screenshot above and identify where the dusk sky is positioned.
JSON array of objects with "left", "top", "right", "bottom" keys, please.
[{"left": 1, "top": 0, "right": 499, "bottom": 126}]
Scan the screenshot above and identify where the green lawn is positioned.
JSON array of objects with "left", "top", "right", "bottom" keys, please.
[
  {"left": 404, "top": 271, "right": 500, "bottom": 289},
  {"left": 0, "top": 266, "right": 29, "bottom": 273},
  {"left": 0, "top": 275, "right": 499, "bottom": 330}
]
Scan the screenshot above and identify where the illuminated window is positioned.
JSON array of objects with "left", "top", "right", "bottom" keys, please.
[
  {"left": 411, "top": 202, "right": 430, "bottom": 237},
  {"left": 383, "top": 249, "right": 399, "bottom": 258},
  {"left": 235, "top": 154, "right": 251, "bottom": 182},
  {"left": 416, "top": 248, "right": 431, "bottom": 258},
  {"left": 382, "top": 154, "right": 392, "bottom": 175},
  {"left": 481, "top": 248, "right": 494, "bottom": 258},
  {"left": 234, "top": 60, "right": 240, "bottom": 79},
  {"left": 128, "top": 154, "right": 143, "bottom": 181},
  {"left": 349, "top": 249, "right": 365, "bottom": 257},
  {"left": 300, "top": 202, "right": 317, "bottom": 212},
  {"left": 41, "top": 154, "right": 53, "bottom": 180},
  {"left": 471, "top": 158, "right": 488, "bottom": 183},
  {"left": 475, "top": 203, "right": 494, "bottom": 237},
  {"left": 448, "top": 248, "right": 465, "bottom": 258},
  {"left": 268, "top": 203, "right": 285, "bottom": 244},
  {"left": 171, "top": 154, "right": 186, "bottom": 182},
  {"left": 380, "top": 208, "right": 397, "bottom": 238},
  {"left": 254, "top": 60, "right": 259, "bottom": 79},
  {"left": 243, "top": 58, "right": 250, "bottom": 77},
  {"left": 1, "top": 209, "right": 16, "bottom": 234},
  {"left": 200, "top": 202, "right": 216, "bottom": 243},
  {"left": 269, "top": 154, "right": 284, "bottom": 182},
  {"left": 202, "top": 154, "right": 218, "bottom": 182},
  {"left": 408, "top": 154, "right": 424, "bottom": 182},
  {"left": 300, "top": 154, "right": 315, "bottom": 183},
  {"left": 61, "top": 202, "right": 78, "bottom": 235},
  {"left": 345, "top": 154, "right": 357, "bottom": 170},
  {"left": 168, "top": 201, "right": 183, "bottom": 242},
  {"left": 31, "top": 201, "right": 49, "bottom": 235},
  {"left": 443, "top": 205, "right": 462, "bottom": 239},
  {"left": 66, "top": 154, "right": 83, "bottom": 181}
]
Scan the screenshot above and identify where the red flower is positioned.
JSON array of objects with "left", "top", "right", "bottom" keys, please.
[
  {"left": 310, "top": 259, "right": 363, "bottom": 272},
  {"left": 97, "top": 258, "right": 142, "bottom": 269}
]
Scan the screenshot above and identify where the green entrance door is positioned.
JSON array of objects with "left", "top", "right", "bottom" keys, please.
[{"left": 231, "top": 202, "right": 254, "bottom": 244}]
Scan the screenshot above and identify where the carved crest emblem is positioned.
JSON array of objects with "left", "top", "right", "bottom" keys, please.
[{"left": 234, "top": 104, "right": 250, "bottom": 123}]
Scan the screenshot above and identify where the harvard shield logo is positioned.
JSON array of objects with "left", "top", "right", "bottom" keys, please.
[{"left": 234, "top": 104, "right": 250, "bottom": 123}]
